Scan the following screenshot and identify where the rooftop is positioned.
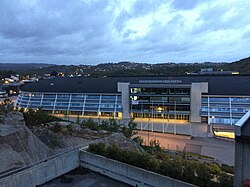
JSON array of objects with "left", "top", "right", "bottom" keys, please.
[{"left": 20, "top": 76, "right": 250, "bottom": 96}]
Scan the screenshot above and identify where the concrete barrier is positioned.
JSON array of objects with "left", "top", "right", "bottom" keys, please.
[
  {"left": 80, "top": 150, "right": 196, "bottom": 187},
  {"left": 0, "top": 149, "right": 79, "bottom": 187}
]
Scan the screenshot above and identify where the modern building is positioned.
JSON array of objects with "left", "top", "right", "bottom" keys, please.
[
  {"left": 234, "top": 111, "right": 250, "bottom": 186},
  {"left": 16, "top": 76, "right": 250, "bottom": 126}
]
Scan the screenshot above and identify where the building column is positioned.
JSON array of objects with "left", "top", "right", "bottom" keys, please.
[
  {"left": 117, "top": 82, "right": 130, "bottom": 120},
  {"left": 190, "top": 82, "right": 208, "bottom": 123}
]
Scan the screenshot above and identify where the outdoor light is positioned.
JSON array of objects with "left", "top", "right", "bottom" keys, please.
[{"left": 157, "top": 107, "right": 162, "bottom": 111}]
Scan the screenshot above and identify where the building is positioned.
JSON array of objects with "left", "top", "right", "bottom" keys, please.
[
  {"left": 234, "top": 111, "right": 250, "bottom": 186},
  {"left": 186, "top": 68, "right": 239, "bottom": 75},
  {"left": 15, "top": 76, "right": 250, "bottom": 126}
]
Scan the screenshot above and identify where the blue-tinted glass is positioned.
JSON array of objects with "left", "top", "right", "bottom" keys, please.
[
  {"left": 101, "top": 100, "right": 115, "bottom": 104},
  {"left": 57, "top": 99, "right": 70, "bottom": 102},
  {"left": 30, "top": 98, "right": 42, "bottom": 102},
  {"left": 44, "top": 94, "right": 56, "bottom": 98},
  {"left": 57, "top": 94, "right": 70, "bottom": 98},
  {"left": 70, "top": 103, "right": 83, "bottom": 107},
  {"left": 85, "top": 104, "right": 99, "bottom": 107},
  {"left": 55, "top": 106, "right": 68, "bottom": 110},
  {"left": 100, "top": 108, "right": 115, "bottom": 112},
  {"left": 85, "top": 99, "right": 99, "bottom": 103},
  {"left": 42, "top": 102, "right": 54, "bottom": 106},
  {"left": 71, "top": 99, "right": 85, "bottom": 102},
  {"left": 69, "top": 107, "right": 83, "bottom": 111},
  {"left": 84, "top": 107, "right": 98, "bottom": 111},
  {"left": 202, "top": 97, "right": 208, "bottom": 102},
  {"left": 87, "top": 95, "right": 100, "bottom": 99},
  {"left": 231, "top": 97, "right": 250, "bottom": 103},
  {"left": 55, "top": 103, "right": 69, "bottom": 106},
  {"left": 102, "top": 95, "right": 116, "bottom": 100},
  {"left": 71, "top": 94, "right": 84, "bottom": 99},
  {"left": 210, "top": 97, "right": 229, "bottom": 102}
]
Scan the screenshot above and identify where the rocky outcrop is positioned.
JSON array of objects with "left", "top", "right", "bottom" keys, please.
[
  {"left": 95, "top": 133, "right": 145, "bottom": 153},
  {"left": 0, "top": 112, "right": 54, "bottom": 174}
]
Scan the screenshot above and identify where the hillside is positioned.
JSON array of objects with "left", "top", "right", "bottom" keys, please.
[
  {"left": 1, "top": 56, "right": 250, "bottom": 77},
  {"left": 225, "top": 57, "right": 250, "bottom": 74}
]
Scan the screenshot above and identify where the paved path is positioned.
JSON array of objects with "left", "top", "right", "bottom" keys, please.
[
  {"left": 135, "top": 120, "right": 211, "bottom": 137},
  {"left": 135, "top": 131, "right": 235, "bottom": 166},
  {"left": 65, "top": 116, "right": 212, "bottom": 137}
]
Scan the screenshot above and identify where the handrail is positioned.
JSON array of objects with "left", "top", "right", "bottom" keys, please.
[
  {"left": 0, "top": 136, "right": 100, "bottom": 180},
  {"left": 0, "top": 145, "right": 80, "bottom": 179}
]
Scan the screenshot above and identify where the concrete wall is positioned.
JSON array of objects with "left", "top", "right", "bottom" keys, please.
[
  {"left": 80, "top": 150, "right": 196, "bottom": 187},
  {"left": 117, "top": 82, "right": 130, "bottom": 119},
  {"left": 190, "top": 82, "right": 208, "bottom": 123},
  {"left": 0, "top": 149, "right": 79, "bottom": 187},
  {"left": 234, "top": 140, "right": 250, "bottom": 187}
]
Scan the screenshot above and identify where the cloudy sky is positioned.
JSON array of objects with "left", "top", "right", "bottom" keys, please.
[{"left": 0, "top": 0, "right": 250, "bottom": 65}]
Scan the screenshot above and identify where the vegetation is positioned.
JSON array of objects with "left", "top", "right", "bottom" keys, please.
[
  {"left": 0, "top": 98, "right": 13, "bottom": 113},
  {"left": 121, "top": 119, "right": 138, "bottom": 138},
  {"left": 0, "top": 70, "right": 16, "bottom": 80},
  {"left": 19, "top": 107, "right": 138, "bottom": 139},
  {"left": 88, "top": 142, "right": 233, "bottom": 187},
  {"left": 0, "top": 98, "right": 14, "bottom": 123},
  {"left": 2, "top": 56, "right": 250, "bottom": 78},
  {"left": 21, "top": 108, "right": 63, "bottom": 127},
  {"left": 80, "top": 118, "right": 100, "bottom": 131},
  {"left": 80, "top": 118, "right": 138, "bottom": 138}
]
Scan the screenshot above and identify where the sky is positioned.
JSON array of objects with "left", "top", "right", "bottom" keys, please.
[{"left": 0, "top": 0, "right": 250, "bottom": 65}]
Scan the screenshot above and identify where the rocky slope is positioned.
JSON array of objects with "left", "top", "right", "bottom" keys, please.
[
  {"left": 0, "top": 112, "right": 54, "bottom": 174},
  {"left": 0, "top": 111, "right": 143, "bottom": 174}
]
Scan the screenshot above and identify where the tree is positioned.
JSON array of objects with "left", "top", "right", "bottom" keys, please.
[
  {"left": 21, "top": 108, "right": 62, "bottom": 127},
  {"left": 122, "top": 119, "right": 138, "bottom": 138}
]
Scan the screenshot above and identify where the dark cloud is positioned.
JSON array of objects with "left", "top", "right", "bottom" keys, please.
[{"left": 0, "top": 0, "right": 249, "bottom": 64}]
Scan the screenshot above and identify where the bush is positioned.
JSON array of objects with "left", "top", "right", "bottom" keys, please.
[
  {"left": 121, "top": 119, "right": 138, "bottom": 138},
  {"left": 81, "top": 118, "right": 100, "bottom": 131},
  {"left": 133, "top": 136, "right": 144, "bottom": 146},
  {"left": 21, "top": 108, "right": 63, "bottom": 127},
  {"left": 218, "top": 172, "right": 233, "bottom": 187},
  {"left": 52, "top": 122, "right": 62, "bottom": 133},
  {"left": 88, "top": 143, "right": 233, "bottom": 187},
  {"left": 88, "top": 143, "right": 106, "bottom": 155},
  {"left": 207, "top": 162, "right": 221, "bottom": 175},
  {"left": 99, "top": 118, "right": 119, "bottom": 132},
  {"left": 221, "top": 164, "right": 234, "bottom": 174}
]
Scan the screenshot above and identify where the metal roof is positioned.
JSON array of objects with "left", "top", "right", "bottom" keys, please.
[{"left": 20, "top": 76, "right": 250, "bottom": 96}]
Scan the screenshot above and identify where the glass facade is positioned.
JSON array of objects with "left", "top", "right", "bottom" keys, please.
[
  {"left": 15, "top": 86, "right": 250, "bottom": 126},
  {"left": 130, "top": 87, "right": 190, "bottom": 121},
  {"left": 16, "top": 92, "right": 122, "bottom": 118},
  {"left": 201, "top": 96, "right": 250, "bottom": 125}
]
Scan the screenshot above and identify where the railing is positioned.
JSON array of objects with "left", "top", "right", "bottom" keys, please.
[
  {"left": 0, "top": 140, "right": 91, "bottom": 180},
  {"left": 0, "top": 147, "right": 77, "bottom": 179}
]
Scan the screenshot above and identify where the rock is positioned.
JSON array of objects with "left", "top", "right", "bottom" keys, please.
[
  {"left": 70, "top": 123, "right": 81, "bottom": 131},
  {"left": 0, "top": 111, "right": 55, "bottom": 174},
  {"left": 99, "top": 130, "right": 108, "bottom": 134},
  {"left": 95, "top": 133, "right": 145, "bottom": 153}
]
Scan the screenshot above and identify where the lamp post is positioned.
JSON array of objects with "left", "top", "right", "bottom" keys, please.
[
  {"left": 148, "top": 118, "right": 150, "bottom": 146},
  {"left": 211, "top": 116, "right": 215, "bottom": 134},
  {"left": 207, "top": 116, "right": 214, "bottom": 134}
]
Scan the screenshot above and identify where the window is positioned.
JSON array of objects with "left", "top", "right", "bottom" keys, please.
[
  {"left": 210, "top": 97, "right": 229, "bottom": 102},
  {"left": 87, "top": 95, "right": 100, "bottom": 99},
  {"left": 102, "top": 95, "right": 116, "bottom": 100}
]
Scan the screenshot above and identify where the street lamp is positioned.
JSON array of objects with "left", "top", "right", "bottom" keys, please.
[
  {"left": 207, "top": 116, "right": 214, "bottom": 134},
  {"left": 211, "top": 116, "right": 215, "bottom": 134}
]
